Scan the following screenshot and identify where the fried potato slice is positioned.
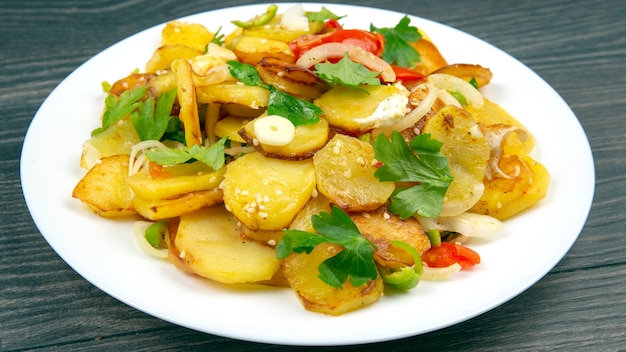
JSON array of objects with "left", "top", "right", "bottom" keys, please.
[
  {"left": 232, "top": 36, "right": 295, "bottom": 65},
  {"left": 256, "top": 57, "right": 328, "bottom": 100},
  {"left": 282, "top": 242, "right": 384, "bottom": 315},
  {"left": 160, "top": 20, "right": 214, "bottom": 52},
  {"left": 172, "top": 59, "right": 203, "bottom": 146},
  {"left": 132, "top": 188, "right": 223, "bottom": 221},
  {"left": 145, "top": 44, "right": 203, "bottom": 73},
  {"left": 172, "top": 206, "right": 282, "bottom": 284},
  {"left": 72, "top": 155, "right": 135, "bottom": 218}
]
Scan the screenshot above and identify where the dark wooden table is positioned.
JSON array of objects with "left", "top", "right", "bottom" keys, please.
[{"left": 2, "top": 0, "right": 625, "bottom": 350}]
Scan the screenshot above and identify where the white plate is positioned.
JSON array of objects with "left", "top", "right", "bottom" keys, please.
[{"left": 21, "top": 2, "right": 594, "bottom": 346}]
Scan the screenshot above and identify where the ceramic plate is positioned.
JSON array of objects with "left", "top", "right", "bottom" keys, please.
[{"left": 21, "top": 2, "right": 594, "bottom": 346}]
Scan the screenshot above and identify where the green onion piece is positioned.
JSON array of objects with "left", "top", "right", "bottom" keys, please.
[
  {"left": 469, "top": 77, "right": 478, "bottom": 89},
  {"left": 378, "top": 240, "right": 423, "bottom": 290},
  {"left": 145, "top": 221, "right": 167, "bottom": 248},
  {"left": 232, "top": 4, "right": 278, "bottom": 29},
  {"left": 426, "top": 229, "right": 441, "bottom": 247},
  {"left": 449, "top": 91, "right": 468, "bottom": 106}
]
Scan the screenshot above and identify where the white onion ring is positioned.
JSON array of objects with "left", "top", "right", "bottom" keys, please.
[
  {"left": 428, "top": 73, "right": 484, "bottom": 108},
  {"left": 133, "top": 221, "right": 168, "bottom": 259},
  {"left": 295, "top": 42, "right": 396, "bottom": 82},
  {"left": 422, "top": 263, "right": 462, "bottom": 280}
]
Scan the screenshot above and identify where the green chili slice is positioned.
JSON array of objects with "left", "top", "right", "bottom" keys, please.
[{"left": 231, "top": 4, "right": 278, "bottom": 29}]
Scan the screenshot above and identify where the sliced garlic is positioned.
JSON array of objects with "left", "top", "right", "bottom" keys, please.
[{"left": 253, "top": 115, "right": 296, "bottom": 146}]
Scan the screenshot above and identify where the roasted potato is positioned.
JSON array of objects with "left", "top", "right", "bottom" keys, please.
[
  {"left": 80, "top": 117, "right": 140, "bottom": 170},
  {"left": 196, "top": 83, "right": 270, "bottom": 108},
  {"left": 313, "top": 134, "right": 395, "bottom": 212},
  {"left": 145, "top": 44, "right": 203, "bottom": 73},
  {"left": 232, "top": 36, "right": 295, "bottom": 65},
  {"left": 282, "top": 242, "right": 384, "bottom": 315},
  {"left": 132, "top": 188, "right": 224, "bottom": 221},
  {"left": 72, "top": 155, "right": 135, "bottom": 217},
  {"left": 172, "top": 206, "right": 282, "bottom": 284},
  {"left": 160, "top": 20, "right": 214, "bottom": 52},
  {"left": 221, "top": 152, "right": 316, "bottom": 230}
]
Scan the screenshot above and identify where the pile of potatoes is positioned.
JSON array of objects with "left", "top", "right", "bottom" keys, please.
[{"left": 72, "top": 15, "right": 549, "bottom": 315}]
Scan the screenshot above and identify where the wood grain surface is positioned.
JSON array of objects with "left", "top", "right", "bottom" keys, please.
[{"left": 2, "top": 0, "right": 625, "bottom": 350}]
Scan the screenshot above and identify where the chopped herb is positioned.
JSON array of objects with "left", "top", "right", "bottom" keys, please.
[
  {"left": 210, "top": 26, "right": 225, "bottom": 47},
  {"left": 92, "top": 86, "right": 146, "bottom": 136},
  {"left": 101, "top": 81, "right": 112, "bottom": 93},
  {"left": 469, "top": 77, "right": 478, "bottom": 89},
  {"left": 145, "top": 137, "right": 227, "bottom": 170},
  {"left": 371, "top": 15, "right": 422, "bottom": 68},
  {"left": 130, "top": 89, "right": 177, "bottom": 141},
  {"left": 372, "top": 131, "right": 453, "bottom": 218},
  {"left": 227, "top": 61, "right": 322, "bottom": 125},
  {"left": 162, "top": 117, "right": 186, "bottom": 144},
  {"left": 448, "top": 90, "right": 468, "bottom": 106},
  {"left": 314, "top": 53, "right": 381, "bottom": 93},
  {"left": 276, "top": 206, "right": 378, "bottom": 289},
  {"left": 306, "top": 7, "right": 344, "bottom": 22}
]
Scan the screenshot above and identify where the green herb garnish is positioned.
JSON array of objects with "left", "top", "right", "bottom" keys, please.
[
  {"left": 130, "top": 89, "right": 177, "bottom": 141},
  {"left": 315, "top": 53, "right": 381, "bottom": 93},
  {"left": 227, "top": 60, "right": 322, "bottom": 125},
  {"left": 306, "top": 7, "right": 344, "bottom": 22},
  {"left": 276, "top": 206, "right": 378, "bottom": 289},
  {"left": 145, "top": 137, "right": 227, "bottom": 170},
  {"left": 210, "top": 26, "right": 225, "bottom": 47},
  {"left": 92, "top": 86, "right": 146, "bottom": 136},
  {"left": 372, "top": 131, "right": 453, "bottom": 218},
  {"left": 371, "top": 15, "right": 422, "bottom": 68}
]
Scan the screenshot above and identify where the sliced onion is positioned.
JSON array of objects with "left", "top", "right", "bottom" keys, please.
[
  {"left": 417, "top": 212, "right": 503, "bottom": 238},
  {"left": 392, "top": 83, "right": 438, "bottom": 132},
  {"left": 428, "top": 73, "right": 484, "bottom": 108},
  {"left": 133, "top": 221, "right": 168, "bottom": 259},
  {"left": 481, "top": 124, "right": 530, "bottom": 180},
  {"left": 295, "top": 42, "right": 396, "bottom": 82},
  {"left": 421, "top": 263, "right": 462, "bottom": 280},
  {"left": 281, "top": 4, "right": 309, "bottom": 31}
]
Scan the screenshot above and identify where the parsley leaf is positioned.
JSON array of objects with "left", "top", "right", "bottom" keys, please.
[
  {"left": 276, "top": 206, "right": 378, "bottom": 289},
  {"left": 130, "top": 89, "right": 177, "bottom": 141},
  {"left": 371, "top": 16, "right": 422, "bottom": 68},
  {"left": 145, "top": 137, "right": 227, "bottom": 170},
  {"left": 314, "top": 53, "right": 381, "bottom": 93},
  {"left": 227, "top": 61, "right": 322, "bottom": 125},
  {"left": 306, "top": 7, "right": 344, "bottom": 22},
  {"left": 372, "top": 131, "right": 453, "bottom": 218},
  {"left": 92, "top": 86, "right": 146, "bottom": 136}
]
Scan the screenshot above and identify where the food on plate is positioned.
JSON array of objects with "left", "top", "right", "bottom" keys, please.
[{"left": 72, "top": 4, "right": 550, "bottom": 315}]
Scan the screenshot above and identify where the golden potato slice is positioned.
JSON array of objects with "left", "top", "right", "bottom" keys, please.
[
  {"left": 240, "top": 116, "right": 329, "bottom": 160},
  {"left": 432, "top": 64, "right": 493, "bottom": 88},
  {"left": 256, "top": 58, "right": 328, "bottom": 100},
  {"left": 173, "top": 206, "right": 282, "bottom": 284},
  {"left": 133, "top": 188, "right": 223, "bottom": 221},
  {"left": 196, "top": 83, "right": 270, "bottom": 108},
  {"left": 314, "top": 85, "right": 407, "bottom": 134},
  {"left": 145, "top": 44, "right": 203, "bottom": 73},
  {"left": 172, "top": 59, "right": 203, "bottom": 146},
  {"left": 422, "top": 105, "right": 490, "bottom": 217},
  {"left": 239, "top": 225, "right": 284, "bottom": 248},
  {"left": 214, "top": 115, "right": 249, "bottom": 143},
  {"left": 80, "top": 117, "right": 140, "bottom": 170},
  {"left": 466, "top": 98, "right": 536, "bottom": 156},
  {"left": 221, "top": 152, "right": 316, "bottom": 230},
  {"left": 108, "top": 73, "right": 153, "bottom": 97},
  {"left": 411, "top": 39, "right": 448, "bottom": 76},
  {"left": 470, "top": 154, "right": 550, "bottom": 220},
  {"left": 160, "top": 20, "right": 214, "bottom": 52},
  {"left": 282, "top": 242, "right": 384, "bottom": 315},
  {"left": 232, "top": 36, "right": 295, "bottom": 65},
  {"left": 72, "top": 155, "right": 135, "bottom": 218},
  {"left": 288, "top": 194, "right": 332, "bottom": 232},
  {"left": 313, "top": 134, "right": 395, "bottom": 212},
  {"left": 126, "top": 163, "right": 225, "bottom": 200},
  {"left": 350, "top": 207, "right": 431, "bottom": 269}
]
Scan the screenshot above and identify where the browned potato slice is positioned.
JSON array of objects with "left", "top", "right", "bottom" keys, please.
[
  {"left": 160, "top": 21, "right": 214, "bottom": 52},
  {"left": 126, "top": 163, "right": 225, "bottom": 200},
  {"left": 172, "top": 206, "right": 282, "bottom": 284},
  {"left": 240, "top": 116, "right": 329, "bottom": 160},
  {"left": 172, "top": 59, "right": 203, "bottom": 146},
  {"left": 470, "top": 154, "right": 550, "bottom": 220},
  {"left": 132, "top": 188, "right": 223, "bottom": 221},
  {"left": 196, "top": 83, "right": 270, "bottom": 108},
  {"left": 232, "top": 36, "right": 295, "bottom": 65},
  {"left": 466, "top": 98, "right": 536, "bottom": 156},
  {"left": 313, "top": 134, "right": 395, "bottom": 212},
  {"left": 422, "top": 105, "right": 490, "bottom": 217},
  {"left": 145, "top": 44, "right": 203, "bottom": 73},
  {"left": 147, "top": 70, "right": 177, "bottom": 99},
  {"left": 350, "top": 207, "right": 431, "bottom": 269},
  {"left": 221, "top": 152, "right": 316, "bottom": 230},
  {"left": 282, "top": 242, "right": 384, "bottom": 315},
  {"left": 314, "top": 85, "right": 407, "bottom": 134},
  {"left": 432, "top": 64, "right": 493, "bottom": 88},
  {"left": 256, "top": 58, "right": 329, "bottom": 100},
  {"left": 411, "top": 39, "right": 448, "bottom": 75},
  {"left": 80, "top": 117, "right": 140, "bottom": 170},
  {"left": 72, "top": 155, "right": 135, "bottom": 218},
  {"left": 108, "top": 73, "right": 153, "bottom": 96},
  {"left": 239, "top": 225, "right": 284, "bottom": 248}
]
